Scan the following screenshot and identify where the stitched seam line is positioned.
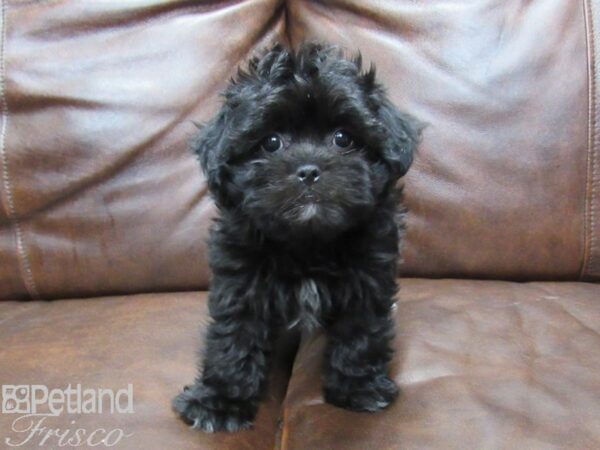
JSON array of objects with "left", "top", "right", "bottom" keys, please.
[
  {"left": 589, "top": 0, "right": 600, "bottom": 277},
  {"left": 582, "top": 0, "right": 599, "bottom": 279},
  {"left": 0, "top": 0, "right": 39, "bottom": 299},
  {"left": 582, "top": 0, "right": 593, "bottom": 278}
]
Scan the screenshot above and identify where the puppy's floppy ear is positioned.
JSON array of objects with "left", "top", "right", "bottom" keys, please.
[
  {"left": 376, "top": 97, "right": 424, "bottom": 179},
  {"left": 356, "top": 57, "right": 423, "bottom": 179},
  {"left": 191, "top": 111, "right": 233, "bottom": 207}
]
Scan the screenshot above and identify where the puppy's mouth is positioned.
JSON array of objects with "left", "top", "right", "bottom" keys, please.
[
  {"left": 282, "top": 190, "right": 321, "bottom": 223},
  {"left": 301, "top": 189, "right": 317, "bottom": 200}
]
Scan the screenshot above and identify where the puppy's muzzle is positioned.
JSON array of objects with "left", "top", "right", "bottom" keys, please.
[{"left": 296, "top": 164, "right": 321, "bottom": 186}]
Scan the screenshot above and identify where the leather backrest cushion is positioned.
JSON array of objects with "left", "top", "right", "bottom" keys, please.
[
  {"left": 288, "top": 0, "right": 593, "bottom": 282},
  {"left": 0, "top": 0, "right": 596, "bottom": 300},
  {"left": 0, "top": 0, "right": 285, "bottom": 299}
]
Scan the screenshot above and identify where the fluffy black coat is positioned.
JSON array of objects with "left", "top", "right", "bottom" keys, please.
[{"left": 173, "top": 43, "right": 421, "bottom": 432}]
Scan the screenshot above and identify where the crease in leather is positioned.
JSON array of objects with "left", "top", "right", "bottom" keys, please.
[
  {"left": 543, "top": 294, "right": 600, "bottom": 338},
  {"left": 273, "top": 335, "right": 299, "bottom": 450},
  {"left": 14, "top": 108, "right": 189, "bottom": 222},
  {"left": 7, "top": 6, "right": 286, "bottom": 221},
  {"left": 10, "top": 0, "right": 253, "bottom": 40},
  {"left": 0, "top": 0, "right": 37, "bottom": 299},
  {"left": 583, "top": 0, "right": 600, "bottom": 280}
]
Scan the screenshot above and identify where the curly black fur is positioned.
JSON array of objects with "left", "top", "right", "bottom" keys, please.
[{"left": 173, "top": 43, "right": 422, "bottom": 432}]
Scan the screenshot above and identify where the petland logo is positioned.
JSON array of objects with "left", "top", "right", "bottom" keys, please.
[{"left": 1, "top": 384, "right": 134, "bottom": 447}]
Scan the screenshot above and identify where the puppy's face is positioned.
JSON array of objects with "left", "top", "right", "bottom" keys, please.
[{"left": 194, "top": 44, "right": 421, "bottom": 241}]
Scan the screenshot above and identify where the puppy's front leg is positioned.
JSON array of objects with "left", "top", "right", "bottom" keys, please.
[
  {"left": 173, "top": 276, "right": 272, "bottom": 432},
  {"left": 323, "top": 291, "right": 398, "bottom": 412}
]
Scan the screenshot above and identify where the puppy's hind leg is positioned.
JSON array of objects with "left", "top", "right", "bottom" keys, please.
[{"left": 173, "top": 275, "right": 273, "bottom": 432}]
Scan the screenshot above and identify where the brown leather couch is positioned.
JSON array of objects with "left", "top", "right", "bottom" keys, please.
[{"left": 1, "top": 1, "right": 599, "bottom": 449}]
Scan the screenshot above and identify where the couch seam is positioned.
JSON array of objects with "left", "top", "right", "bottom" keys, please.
[
  {"left": 592, "top": 0, "right": 600, "bottom": 279},
  {"left": 283, "top": 0, "right": 292, "bottom": 49},
  {"left": 0, "top": 0, "right": 39, "bottom": 299},
  {"left": 583, "top": 0, "right": 600, "bottom": 280},
  {"left": 276, "top": 403, "right": 289, "bottom": 450},
  {"left": 582, "top": 0, "right": 593, "bottom": 279}
]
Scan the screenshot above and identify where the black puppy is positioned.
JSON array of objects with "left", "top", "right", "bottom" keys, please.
[{"left": 173, "top": 43, "right": 421, "bottom": 432}]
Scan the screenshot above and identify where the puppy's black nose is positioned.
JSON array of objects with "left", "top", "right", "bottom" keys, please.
[{"left": 296, "top": 164, "right": 321, "bottom": 185}]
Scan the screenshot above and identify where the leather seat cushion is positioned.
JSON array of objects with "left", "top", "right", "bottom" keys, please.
[
  {"left": 0, "top": 292, "right": 293, "bottom": 450},
  {"left": 2, "top": 280, "right": 599, "bottom": 449},
  {"left": 280, "top": 279, "right": 600, "bottom": 450}
]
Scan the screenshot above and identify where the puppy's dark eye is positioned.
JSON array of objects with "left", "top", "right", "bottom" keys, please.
[
  {"left": 261, "top": 134, "right": 283, "bottom": 152},
  {"left": 333, "top": 130, "right": 353, "bottom": 149}
]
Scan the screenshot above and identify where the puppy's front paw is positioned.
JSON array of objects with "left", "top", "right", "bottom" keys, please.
[
  {"left": 324, "top": 374, "right": 399, "bottom": 412},
  {"left": 172, "top": 386, "right": 254, "bottom": 433}
]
